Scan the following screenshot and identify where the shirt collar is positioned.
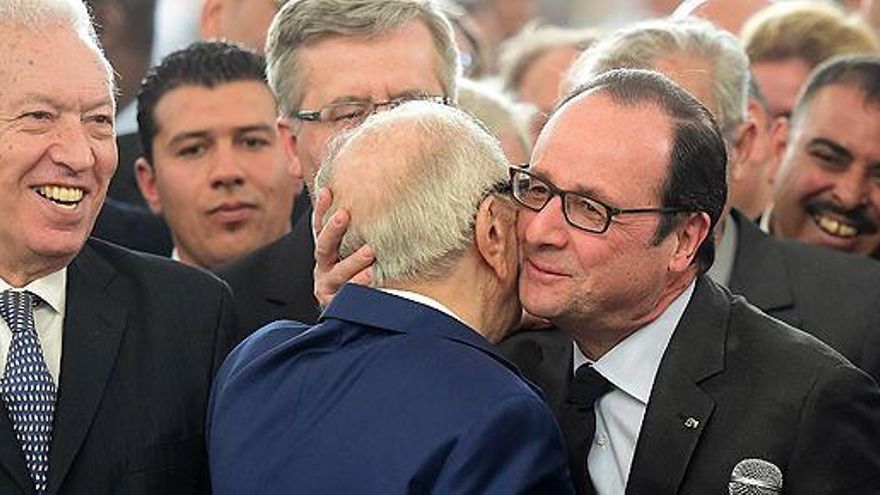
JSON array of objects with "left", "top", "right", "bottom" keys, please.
[
  {"left": 706, "top": 212, "right": 738, "bottom": 287},
  {"left": 378, "top": 288, "right": 466, "bottom": 325},
  {"left": 573, "top": 280, "right": 696, "bottom": 405},
  {"left": 0, "top": 267, "right": 67, "bottom": 315},
  {"left": 759, "top": 204, "right": 773, "bottom": 234}
]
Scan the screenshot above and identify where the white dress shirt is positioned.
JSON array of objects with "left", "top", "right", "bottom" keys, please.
[
  {"left": 706, "top": 213, "right": 738, "bottom": 287},
  {"left": 378, "top": 288, "right": 466, "bottom": 325},
  {"left": 573, "top": 281, "right": 695, "bottom": 495},
  {"left": 0, "top": 269, "right": 67, "bottom": 385}
]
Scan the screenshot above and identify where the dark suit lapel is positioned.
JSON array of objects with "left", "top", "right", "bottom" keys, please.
[
  {"left": 47, "top": 242, "right": 128, "bottom": 493},
  {"left": 728, "top": 210, "right": 800, "bottom": 326},
  {"left": 626, "top": 277, "right": 727, "bottom": 494}
]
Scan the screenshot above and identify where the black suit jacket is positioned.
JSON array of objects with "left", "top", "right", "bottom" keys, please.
[
  {"left": 501, "top": 277, "right": 880, "bottom": 494},
  {"left": 0, "top": 239, "right": 239, "bottom": 494},
  {"left": 729, "top": 209, "right": 880, "bottom": 383},
  {"left": 92, "top": 198, "right": 173, "bottom": 256},
  {"left": 214, "top": 198, "right": 320, "bottom": 338}
]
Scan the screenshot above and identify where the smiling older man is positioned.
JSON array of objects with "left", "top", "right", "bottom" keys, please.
[{"left": 0, "top": 1, "right": 238, "bottom": 493}]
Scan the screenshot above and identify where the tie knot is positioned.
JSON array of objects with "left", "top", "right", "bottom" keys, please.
[
  {"left": 569, "top": 365, "right": 613, "bottom": 409},
  {"left": 0, "top": 290, "right": 37, "bottom": 333}
]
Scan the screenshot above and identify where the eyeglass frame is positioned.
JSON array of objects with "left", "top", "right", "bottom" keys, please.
[
  {"left": 294, "top": 95, "right": 452, "bottom": 123},
  {"left": 508, "top": 166, "right": 692, "bottom": 234}
]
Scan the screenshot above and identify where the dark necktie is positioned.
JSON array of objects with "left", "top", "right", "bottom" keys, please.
[
  {"left": 559, "top": 364, "right": 613, "bottom": 495},
  {"left": 0, "top": 290, "right": 56, "bottom": 493}
]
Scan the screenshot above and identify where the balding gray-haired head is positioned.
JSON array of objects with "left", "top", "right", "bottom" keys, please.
[
  {"left": 568, "top": 17, "right": 748, "bottom": 140},
  {"left": 316, "top": 101, "right": 511, "bottom": 286}
]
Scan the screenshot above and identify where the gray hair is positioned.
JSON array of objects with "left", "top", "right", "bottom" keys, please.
[
  {"left": 568, "top": 17, "right": 748, "bottom": 140},
  {"left": 499, "top": 23, "right": 599, "bottom": 96},
  {"left": 316, "top": 100, "right": 510, "bottom": 286},
  {"left": 457, "top": 78, "right": 535, "bottom": 159},
  {"left": 266, "top": 0, "right": 460, "bottom": 119},
  {"left": 0, "top": 0, "right": 114, "bottom": 93}
]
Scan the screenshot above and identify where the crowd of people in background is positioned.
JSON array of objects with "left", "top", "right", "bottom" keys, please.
[{"left": 2, "top": 0, "right": 880, "bottom": 493}]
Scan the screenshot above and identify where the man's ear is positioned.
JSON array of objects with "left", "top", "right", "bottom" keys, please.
[
  {"left": 134, "top": 157, "right": 163, "bottom": 216},
  {"left": 474, "top": 195, "right": 518, "bottom": 282},
  {"left": 767, "top": 117, "right": 790, "bottom": 187},
  {"left": 668, "top": 212, "right": 711, "bottom": 274},
  {"left": 277, "top": 117, "right": 303, "bottom": 180},
  {"left": 200, "top": 0, "right": 224, "bottom": 41},
  {"left": 729, "top": 117, "right": 758, "bottom": 183}
]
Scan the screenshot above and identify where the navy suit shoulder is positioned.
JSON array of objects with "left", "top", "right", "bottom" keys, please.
[
  {"left": 730, "top": 209, "right": 880, "bottom": 383},
  {"left": 215, "top": 207, "right": 320, "bottom": 338},
  {"left": 208, "top": 285, "right": 573, "bottom": 495}
]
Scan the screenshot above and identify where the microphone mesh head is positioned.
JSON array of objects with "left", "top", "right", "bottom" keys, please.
[{"left": 728, "top": 458, "right": 783, "bottom": 495}]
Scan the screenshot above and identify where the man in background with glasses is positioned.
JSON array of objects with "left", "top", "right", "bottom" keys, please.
[{"left": 215, "top": 0, "right": 460, "bottom": 337}]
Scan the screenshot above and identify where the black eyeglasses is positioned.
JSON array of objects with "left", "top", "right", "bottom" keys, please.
[
  {"left": 295, "top": 95, "right": 451, "bottom": 125},
  {"left": 509, "top": 166, "right": 690, "bottom": 234}
]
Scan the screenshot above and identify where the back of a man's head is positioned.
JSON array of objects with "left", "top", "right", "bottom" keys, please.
[
  {"left": 265, "top": 0, "right": 460, "bottom": 120},
  {"left": 316, "top": 101, "right": 510, "bottom": 286}
]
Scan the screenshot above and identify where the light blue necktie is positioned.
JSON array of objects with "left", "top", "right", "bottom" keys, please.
[{"left": 0, "top": 290, "right": 56, "bottom": 493}]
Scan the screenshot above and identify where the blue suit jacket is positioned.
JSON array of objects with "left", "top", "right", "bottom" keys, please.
[{"left": 207, "top": 284, "right": 573, "bottom": 495}]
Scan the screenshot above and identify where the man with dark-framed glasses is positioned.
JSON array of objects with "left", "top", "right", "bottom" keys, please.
[
  {"left": 215, "top": 0, "right": 460, "bottom": 337},
  {"left": 503, "top": 69, "right": 880, "bottom": 494}
]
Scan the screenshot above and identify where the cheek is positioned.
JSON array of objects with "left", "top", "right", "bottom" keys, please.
[
  {"left": 155, "top": 169, "right": 201, "bottom": 210},
  {"left": 779, "top": 158, "right": 827, "bottom": 201},
  {"left": 96, "top": 144, "right": 118, "bottom": 183}
]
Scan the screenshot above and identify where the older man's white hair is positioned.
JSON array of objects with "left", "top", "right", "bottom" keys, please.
[
  {"left": 316, "top": 100, "right": 510, "bottom": 286},
  {"left": 1, "top": 0, "right": 114, "bottom": 93}
]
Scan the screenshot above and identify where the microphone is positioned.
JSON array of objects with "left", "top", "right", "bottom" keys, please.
[{"left": 728, "top": 458, "right": 783, "bottom": 494}]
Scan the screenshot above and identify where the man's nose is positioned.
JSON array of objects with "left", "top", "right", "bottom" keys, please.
[
  {"left": 47, "top": 117, "right": 96, "bottom": 173},
  {"left": 521, "top": 195, "right": 569, "bottom": 249},
  {"left": 833, "top": 166, "right": 870, "bottom": 210},
  {"left": 210, "top": 145, "right": 246, "bottom": 188}
]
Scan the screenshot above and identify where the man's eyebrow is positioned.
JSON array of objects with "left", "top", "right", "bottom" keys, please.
[
  {"left": 234, "top": 124, "right": 275, "bottom": 134},
  {"left": 528, "top": 168, "right": 610, "bottom": 201},
  {"left": 168, "top": 131, "right": 211, "bottom": 147},
  {"left": 323, "top": 89, "right": 435, "bottom": 106},
  {"left": 807, "top": 137, "right": 853, "bottom": 161}
]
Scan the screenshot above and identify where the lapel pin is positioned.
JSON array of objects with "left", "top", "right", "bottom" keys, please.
[{"left": 684, "top": 417, "right": 700, "bottom": 429}]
